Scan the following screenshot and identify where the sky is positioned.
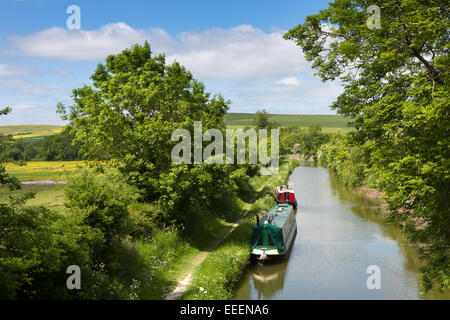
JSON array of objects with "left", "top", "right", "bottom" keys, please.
[{"left": 0, "top": 0, "right": 342, "bottom": 125}]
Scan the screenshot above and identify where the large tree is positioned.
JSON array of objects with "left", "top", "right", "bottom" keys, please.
[
  {"left": 0, "top": 108, "right": 20, "bottom": 190},
  {"left": 285, "top": 0, "right": 449, "bottom": 290},
  {"left": 59, "top": 42, "right": 229, "bottom": 200}
]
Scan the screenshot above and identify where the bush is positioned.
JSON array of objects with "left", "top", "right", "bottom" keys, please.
[
  {"left": 64, "top": 171, "right": 139, "bottom": 258},
  {"left": 158, "top": 163, "right": 240, "bottom": 226},
  {"left": 0, "top": 196, "right": 101, "bottom": 299}
]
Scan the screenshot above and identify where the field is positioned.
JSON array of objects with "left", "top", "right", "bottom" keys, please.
[
  {"left": 0, "top": 114, "right": 352, "bottom": 143},
  {"left": 4, "top": 161, "right": 88, "bottom": 181},
  {"left": 0, "top": 185, "right": 65, "bottom": 213},
  {"left": 0, "top": 125, "right": 63, "bottom": 145},
  {"left": 225, "top": 113, "right": 352, "bottom": 132}
]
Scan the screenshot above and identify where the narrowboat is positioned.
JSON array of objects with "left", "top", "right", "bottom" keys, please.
[
  {"left": 251, "top": 203, "right": 297, "bottom": 262},
  {"left": 275, "top": 185, "right": 297, "bottom": 209}
]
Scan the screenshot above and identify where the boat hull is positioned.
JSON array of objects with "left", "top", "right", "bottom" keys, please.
[
  {"left": 251, "top": 204, "right": 297, "bottom": 263},
  {"left": 251, "top": 227, "right": 297, "bottom": 263}
]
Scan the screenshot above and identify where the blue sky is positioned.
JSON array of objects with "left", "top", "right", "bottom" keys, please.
[{"left": 0, "top": 0, "right": 341, "bottom": 125}]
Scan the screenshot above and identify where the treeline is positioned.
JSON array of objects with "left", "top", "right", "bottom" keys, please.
[
  {"left": 28, "top": 130, "right": 85, "bottom": 161},
  {"left": 280, "top": 124, "right": 331, "bottom": 158},
  {"left": 0, "top": 134, "right": 25, "bottom": 162},
  {"left": 0, "top": 129, "right": 84, "bottom": 162}
]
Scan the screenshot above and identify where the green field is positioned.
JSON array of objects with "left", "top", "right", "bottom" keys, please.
[
  {"left": 0, "top": 114, "right": 351, "bottom": 142},
  {"left": 0, "top": 185, "right": 65, "bottom": 213},
  {"left": 225, "top": 113, "right": 352, "bottom": 132},
  {"left": 5, "top": 161, "right": 88, "bottom": 181},
  {"left": 0, "top": 125, "right": 63, "bottom": 138},
  {"left": 0, "top": 125, "right": 63, "bottom": 145}
]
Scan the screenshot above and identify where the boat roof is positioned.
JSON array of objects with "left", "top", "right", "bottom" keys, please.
[
  {"left": 277, "top": 185, "right": 294, "bottom": 193},
  {"left": 260, "top": 204, "right": 293, "bottom": 228}
]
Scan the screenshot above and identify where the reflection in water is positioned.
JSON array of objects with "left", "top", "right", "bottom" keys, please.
[
  {"left": 241, "top": 229, "right": 296, "bottom": 299},
  {"left": 233, "top": 164, "right": 449, "bottom": 300},
  {"left": 252, "top": 263, "right": 287, "bottom": 299}
]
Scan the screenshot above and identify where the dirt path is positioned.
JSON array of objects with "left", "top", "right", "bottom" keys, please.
[{"left": 163, "top": 211, "right": 248, "bottom": 300}]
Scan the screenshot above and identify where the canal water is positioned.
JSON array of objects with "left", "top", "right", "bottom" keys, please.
[{"left": 233, "top": 163, "right": 449, "bottom": 300}]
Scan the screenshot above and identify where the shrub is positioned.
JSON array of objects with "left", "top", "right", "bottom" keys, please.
[
  {"left": 0, "top": 197, "right": 101, "bottom": 299},
  {"left": 64, "top": 171, "right": 139, "bottom": 257}
]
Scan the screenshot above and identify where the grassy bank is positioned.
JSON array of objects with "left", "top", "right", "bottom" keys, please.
[{"left": 182, "top": 158, "right": 299, "bottom": 299}]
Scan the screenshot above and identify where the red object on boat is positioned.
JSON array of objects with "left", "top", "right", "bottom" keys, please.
[
  {"left": 289, "top": 193, "right": 296, "bottom": 202},
  {"left": 275, "top": 185, "right": 298, "bottom": 209}
]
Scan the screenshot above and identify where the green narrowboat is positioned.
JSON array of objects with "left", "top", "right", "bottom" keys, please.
[{"left": 251, "top": 203, "right": 297, "bottom": 262}]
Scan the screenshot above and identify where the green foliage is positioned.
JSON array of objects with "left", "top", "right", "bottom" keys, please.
[
  {"left": 280, "top": 124, "right": 330, "bottom": 156},
  {"left": 286, "top": 0, "right": 449, "bottom": 291},
  {"left": 24, "top": 143, "right": 39, "bottom": 161},
  {"left": 158, "top": 163, "right": 240, "bottom": 226},
  {"left": 252, "top": 109, "right": 279, "bottom": 130},
  {"left": 182, "top": 159, "right": 298, "bottom": 299},
  {"left": 59, "top": 42, "right": 229, "bottom": 200},
  {"left": 0, "top": 135, "right": 24, "bottom": 161},
  {"left": 318, "top": 135, "right": 369, "bottom": 187},
  {"left": 183, "top": 219, "right": 253, "bottom": 300},
  {"left": 0, "top": 196, "right": 101, "bottom": 299},
  {"left": 0, "top": 108, "right": 20, "bottom": 190},
  {"left": 38, "top": 129, "right": 84, "bottom": 161},
  {"left": 64, "top": 171, "right": 139, "bottom": 254},
  {"left": 230, "top": 167, "right": 254, "bottom": 201}
]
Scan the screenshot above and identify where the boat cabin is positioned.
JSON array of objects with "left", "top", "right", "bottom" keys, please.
[{"left": 275, "top": 185, "right": 297, "bottom": 209}]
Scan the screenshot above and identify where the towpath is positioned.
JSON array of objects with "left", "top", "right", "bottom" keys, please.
[{"left": 164, "top": 211, "right": 248, "bottom": 300}]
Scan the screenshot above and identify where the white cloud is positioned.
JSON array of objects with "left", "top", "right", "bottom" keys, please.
[
  {"left": 0, "top": 64, "right": 35, "bottom": 77},
  {"left": 3, "top": 23, "right": 344, "bottom": 116},
  {"left": 5, "top": 23, "right": 308, "bottom": 82},
  {"left": 167, "top": 25, "right": 308, "bottom": 81},
  {"left": 5, "top": 23, "right": 174, "bottom": 62},
  {"left": 275, "top": 77, "right": 301, "bottom": 86}
]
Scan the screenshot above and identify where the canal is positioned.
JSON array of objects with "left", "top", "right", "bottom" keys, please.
[{"left": 233, "top": 163, "right": 449, "bottom": 300}]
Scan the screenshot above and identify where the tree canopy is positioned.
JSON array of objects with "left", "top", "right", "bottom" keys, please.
[
  {"left": 285, "top": 0, "right": 449, "bottom": 290},
  {"left": 58, "top": 42, "right": 230, "bottom": 200},
  {"left": 0, "top": 108, "right": 20, "bottom": 190}
]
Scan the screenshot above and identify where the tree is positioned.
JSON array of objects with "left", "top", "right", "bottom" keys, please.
[
  {"left": 285, "top": 0, "right": 449, "bottom": 290},
  {"left": 58, "top": 42, "right": 229, "bottom": 200},
  {"left": 0, "top": 108, "right": 20, "bottom": 190},
  {"left": 252, "top": 109, "right": 279, "bottom": 130},
  {"left": 24, "top": 143, "right": 40, "bottom": 161},
  {"left": 39, "top": 128, "right": 84, "bottom": 161},
  {"left": 158, "top": 163, "right": 240, "bottom": 226}
]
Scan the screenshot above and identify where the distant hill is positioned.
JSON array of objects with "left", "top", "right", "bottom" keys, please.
[
  {"left": 225, "top": 113, "right": 352, "bottom": 133},
  {"left": 0, "top": 114, "right": 353, "bottom": 144},
  {"left": 0, "top": 125, "right": 63, "bottom": 145}
]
